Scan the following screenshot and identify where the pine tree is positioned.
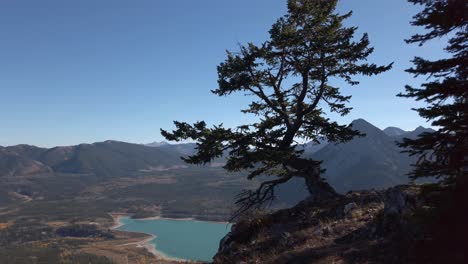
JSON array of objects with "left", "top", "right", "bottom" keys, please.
[
  {"left": 398, "top": 0, "right": 467, "bottom": 184},
  {"left": 162, "top": 0, "right": 391, "bottom": 216}
]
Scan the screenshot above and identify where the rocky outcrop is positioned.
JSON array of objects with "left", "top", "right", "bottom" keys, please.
[{"left": 214, "top": 185, "right": 426, "bottom": 264}]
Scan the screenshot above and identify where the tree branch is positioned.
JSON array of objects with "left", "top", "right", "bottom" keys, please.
[
  {"left": 245, "top": 63, "right": 291, "bottom": 124},
  {"left": 232, "top": 174, "right": 293, "bottom": 221}
]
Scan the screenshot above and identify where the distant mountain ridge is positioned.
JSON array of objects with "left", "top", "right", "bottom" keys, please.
[
  {"left": 397, "top": 126, "right": 435, "bottom": 140},
  {"left": 145, "top": 141, "right": 169, "bottom": 147},
  {"left": 0, "top": 141, "right": 188, "bottom": 177},
  {"left": 383, "top": 126, "right": 434, "bottom": 139},
  {"left": 383, "top": 126, "right": 406, "bottom": 137},
  {"left": 0, "top": 147, "right": 51, "bottom": 177},
  {"left": 0, "top": 120, "right": 433, "bottom": 192},
  {"left": 310, "top": 119, "right": 433, "bottom": 192}
]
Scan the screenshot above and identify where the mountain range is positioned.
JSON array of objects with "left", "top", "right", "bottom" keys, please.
[
  {"left": 0, "top": 119, "right": 433, "bottom": 193},
  {"left": 0, "top": 141, "right": 188, "bottom": 178},
  {"left": 309, "top": 119, "right": 433, "bottom": 192}
]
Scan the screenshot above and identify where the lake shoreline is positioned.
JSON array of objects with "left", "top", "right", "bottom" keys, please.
[
  {"left": 134, "top": 215, "right": 231, "bottom": 225},
  {"left": 109, "top": 212, "right": 231, "bottom": 263},
  {"left": 109, "top": 212, "right": 231, "bottom": 225},
  {"left": 110, "top": 213, "right": 187, "bottom": 262}
]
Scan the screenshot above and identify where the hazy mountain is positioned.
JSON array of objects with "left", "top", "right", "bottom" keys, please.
[
  {"left": 158, "top": 143, "right": 197, "bottom": 156},
  {"left": 157, "top": 142, "right": 229, "bottom": 166},
  {"left": 398, "top": 126, "right": 435, "bottom": 140},
  {"left": 383, "top": 126, "right": 406, "bottom": 137},
  {"left": 4, "top": 144, "right": 48, "bottom": 160},
  {"left": 299, "top": 139, "right": 328, "bottom": 156},
  {"left": 53, "top": 141, "right": 190, "bottom": 176},
  {"left": 1, "top": 120, "right": 433, "bottom": 188},
  {"left": 145, "top": 141, "right": 169, "bottom": 147},
  {"left": 0, "top": 145, "right": 52, "bottom": 177},
  {"left": 0, "top": 148, "right": 51, "bottom": 177},
  {"left": 384, "top": 126, "right": 435, "bottom": 140},
  {"left": 311, "top": 119, "right": 416, "bottom": 193},
  {"left": 1, "top": 141, "right": 187, "bottom": 177}
]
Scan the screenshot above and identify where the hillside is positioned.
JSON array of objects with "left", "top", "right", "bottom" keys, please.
[
  {"left": 214, "top": 184, "right": 468, "bottom": 264},
  {"left": 48, "top": 141, "right": 188, "bottom": 177},
  {"left": 0, "top": 139, "right": 308, "bottom": 222},
  {"left": 310, "top": 119, "right": 426, "bottom": 193},
  {"left": 0, "top": 119, "right": 435, "bottom": 215},
  {"left": 0, "top": 147, "right": 51, "bottom": 177},
  {"left": 0, "top": 119, "right": 433, "bottom": 195},
  {"left": 1, "top": 141, "right": 188, "bottom": 178},
  {"left": 396, "top": 126, "right": 435, "bottom": 140},
  {"left": 214, "top": 186, "right": 416, "bottom": 263},
  {"left": 383, "top": 126, "right": 406, "bottom": 137}
]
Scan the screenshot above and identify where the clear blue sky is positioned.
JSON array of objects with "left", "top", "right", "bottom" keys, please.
[{"left": 0, "top": 0, "right": 447, "bottom": 147}]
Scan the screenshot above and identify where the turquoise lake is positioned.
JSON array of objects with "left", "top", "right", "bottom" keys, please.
[{"left": 117, "top": 217, "right": 232, "bottom": 262}]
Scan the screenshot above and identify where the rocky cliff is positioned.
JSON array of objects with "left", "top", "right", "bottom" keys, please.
[{"left": 214, "top": 184, "right": 467, "bottom": 263}]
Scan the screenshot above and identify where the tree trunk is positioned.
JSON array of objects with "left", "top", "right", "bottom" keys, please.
[
  {"left": 304, "top": 172, "right": 338, "bottom": 200},
  {"left": 289, "top": 157, "right": 338, "bottom": 200}
]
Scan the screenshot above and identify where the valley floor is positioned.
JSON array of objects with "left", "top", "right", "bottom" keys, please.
[
  {"left": 0, "top": 169, "right": 239, "bottom": 264},
  {"left": 0, "top": 211, "right": 202, "bottom": 264}
]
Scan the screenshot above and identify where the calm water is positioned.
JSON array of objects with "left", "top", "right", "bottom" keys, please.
[{"left": 117, "top": 217, "right": 232, "bottom": 262}]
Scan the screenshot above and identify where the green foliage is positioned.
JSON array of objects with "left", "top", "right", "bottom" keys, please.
[
  {"left": 398, "top": 0, "right": 467, "bottom": 184},
  {"left": 162, "top": 0, "right": 391, "bottom": 216}
]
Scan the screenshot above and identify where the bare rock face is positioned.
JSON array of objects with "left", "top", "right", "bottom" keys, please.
[
  {"left": 383, "top": 185, "right": 418, "bottom": 216},
  {"left": 214, "top": 185, "right": 424, "bottom": 264},
  {"left": 379, "top": 185, "right": 420, "bottom": 236},
  {"left": 343, "top": 202, "right": 358, "bottom": 217}
]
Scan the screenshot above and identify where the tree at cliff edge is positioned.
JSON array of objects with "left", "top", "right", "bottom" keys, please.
[
  {"left": 398, "top": 0, "right": 467, "bottom": 185},
  {"left": 162, "top": 0, "right": 392, "bottom": 218}
]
